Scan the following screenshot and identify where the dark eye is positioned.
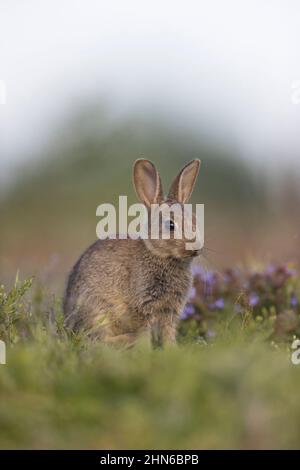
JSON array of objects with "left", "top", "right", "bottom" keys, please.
[{"left": 164, "top": 219, "right": 175, "bottom": 231}]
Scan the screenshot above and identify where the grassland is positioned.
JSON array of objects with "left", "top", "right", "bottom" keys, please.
[{"left": 0, "top": 270, "right": 300, "bottom": 450}]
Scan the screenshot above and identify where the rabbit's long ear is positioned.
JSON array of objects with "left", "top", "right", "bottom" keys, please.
[
  {"left": 167, "top": 159, "right": 201, "bottom": 203},
  {"left": 133, "top": 159, "right": 164, "bottom": 207}
]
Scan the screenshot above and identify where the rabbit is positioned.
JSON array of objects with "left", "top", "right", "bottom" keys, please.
[{"left": 63, "top": 158, "right": 201, "bottom": 347}]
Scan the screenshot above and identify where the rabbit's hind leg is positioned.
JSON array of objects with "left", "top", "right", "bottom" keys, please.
[{"left": 103, "top": 332, "right": 139, "bottom": 349}]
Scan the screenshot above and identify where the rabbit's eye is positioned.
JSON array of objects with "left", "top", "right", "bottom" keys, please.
[{"left": 164, "top": 219, "right": 176, "bottom": 231}]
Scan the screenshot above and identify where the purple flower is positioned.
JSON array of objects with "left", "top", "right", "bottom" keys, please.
[
  {"left": 249, "top": 292, "right": 259, "bottom": 307},
  {"left": 189, "top": 287, "right": 196, "bottom": 300},
  {"left": 192, "top": 265, "right": 204, "bottom": 278},
  {"left": 223, "top": 273, "right": 232, "bottom": 284},
  {"left": 204, "top": 271, "right": 215, "bottom": 284},
  {"left": 192, "top": 265, "right": 214, "bottom": 283},
  {"left": 214, "top": 298, "right": 225, "bottom": 309},
  {"left": 202, "top": 271, "right": 215, "bottom": 296},
  {"left": 180, "top": 304, "right": 195, "bottom": 320},
  {"left": 209, "top": 298, "right": 225, "bottom": 310},
  {"left": 265, "top": 265, "right": 275, "bottom": 275},
  {"left": 290, "top": 293, "right": 298, "bottom": 308}
]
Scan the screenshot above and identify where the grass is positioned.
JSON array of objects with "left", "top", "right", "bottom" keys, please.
[{"left": 0, "top": 272, "right": 300, "bottom": 449}]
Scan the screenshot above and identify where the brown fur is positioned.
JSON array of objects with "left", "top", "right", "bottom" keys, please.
[{"left": 63, "top": 159, "right": 201, "bottom": 347}]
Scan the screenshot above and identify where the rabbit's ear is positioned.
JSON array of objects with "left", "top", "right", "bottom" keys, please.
[
  {"left": 133, "top": 159, "right": 164, "bottom": 207},
  {"left": 168, "top": 159, "right": 201, "bottom": 203}
]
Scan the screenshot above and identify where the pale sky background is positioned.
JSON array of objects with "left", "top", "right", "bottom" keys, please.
[{"left": 1, "top": 0, "right": 300, "bottom": 183}]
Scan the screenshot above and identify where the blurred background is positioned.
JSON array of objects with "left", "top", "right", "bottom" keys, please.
[{"left": 1, "top": 0, "right": 300, "bottom": 292}]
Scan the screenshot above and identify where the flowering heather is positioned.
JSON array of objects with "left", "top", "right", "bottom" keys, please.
[
  {"left": 180, "top": 303, "right": 195, "bottom": 320},
  {"left": 179, "top": 263, "right": 300, "bottom": 342},
  {"left": 249, "top": 292, "right": 259, "bottom": 307},
  {"left": 290, "top": 293, "right": 298, "bottom": 307}
]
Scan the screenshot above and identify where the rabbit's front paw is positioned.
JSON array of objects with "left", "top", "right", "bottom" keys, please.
[{"left": 150, "top": 317, "right": 177, "bottom": 349}]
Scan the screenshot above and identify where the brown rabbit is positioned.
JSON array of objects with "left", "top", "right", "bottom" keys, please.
[{"left": 63, "top": 159, "right": 201, "bottom": 347}]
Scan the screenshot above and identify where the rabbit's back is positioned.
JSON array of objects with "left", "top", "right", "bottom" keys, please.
[{"left": 63, "top": 238, "right": 143, "bottom": 337}]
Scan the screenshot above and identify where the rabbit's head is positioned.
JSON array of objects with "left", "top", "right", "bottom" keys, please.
[{"left": 133, "top": 159, "right": 202, "bottom": 259}]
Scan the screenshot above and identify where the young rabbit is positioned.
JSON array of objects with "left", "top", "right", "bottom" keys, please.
[{"left": 63, "top": 159, "right": 201, "bottom": 347}]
